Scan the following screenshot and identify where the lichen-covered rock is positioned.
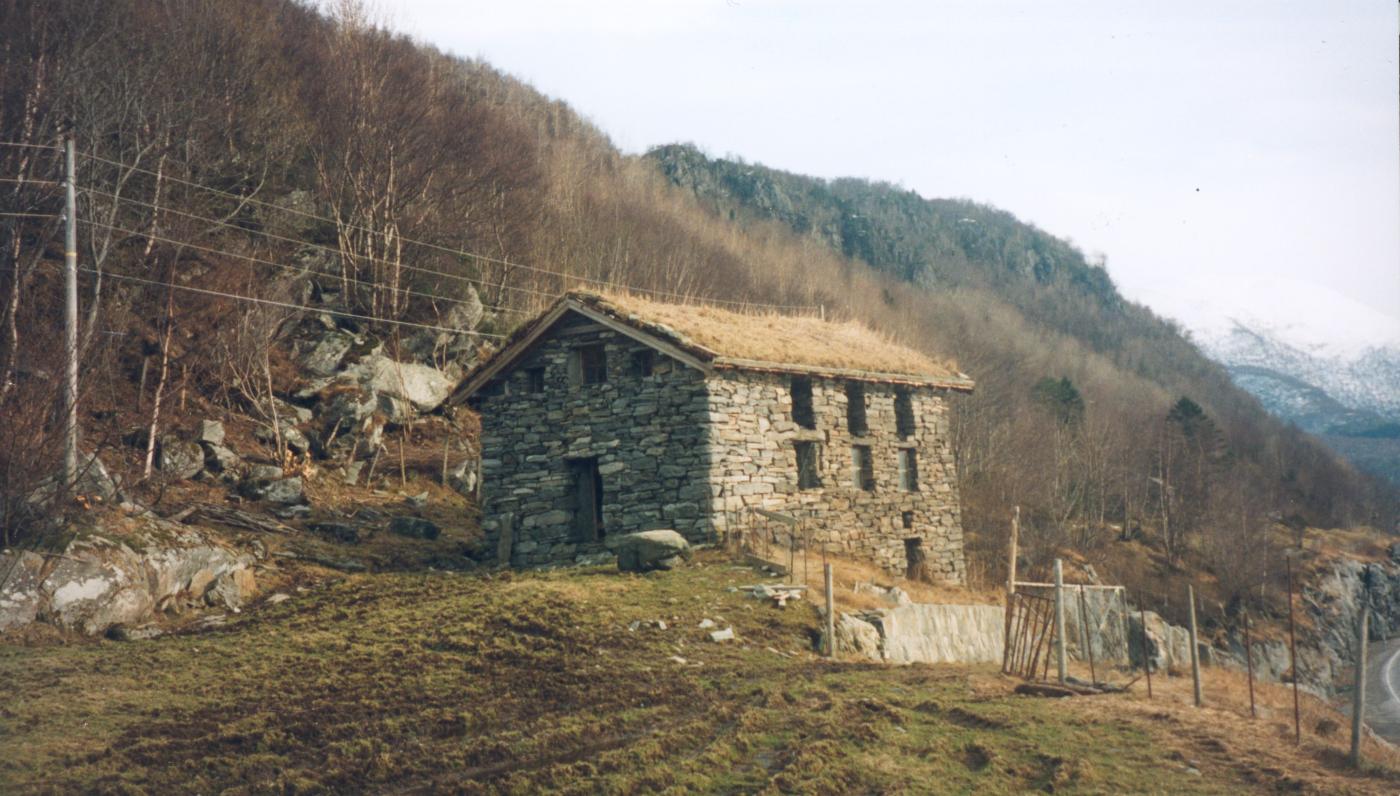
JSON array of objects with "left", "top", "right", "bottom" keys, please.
[
  {"left": 300, "top": 329, "right": 357, "bottom": 377},
  {"left": 608, "top": 530, "right": 691, "bottom": 572},
  {"left": 343, "top": 354, "right": 455, "bottom": 417},
  {"left": 255, "top": 422, "right": 310, "bottom": 454},
  {"left": 197, "top": 420, "right": 226, "bottom": 446},
  {"left": 201, "top": 443, "right": 241, "bottom": 475},
  {"left": 158, "top": 438, "right": 205, "bottom": 480},
  {"left": 208, "top": 568, "right": 257, "bottom": 611},
  {"left": 834, "top": 612, "right": 884, "bottom": 660},
  {"left": 240, "top": 476, "right": 304, "bottom": 505},
  {"left": 0, "top": 552, "right": 45, "bottom": 630},
  {"left": 0, "top": 511, "right": 257, "bottom": 636},
  {"left": 388, "top": 516, "right": 440, "bottom": 540}
]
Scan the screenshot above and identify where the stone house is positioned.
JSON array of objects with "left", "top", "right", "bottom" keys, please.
[{"left": 451, "top": 291, "right": 974, "bottom": 582}]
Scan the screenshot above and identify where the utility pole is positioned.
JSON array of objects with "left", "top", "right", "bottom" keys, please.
[{"left": 63, "top": 137, "right": 79, "bottom": 488}]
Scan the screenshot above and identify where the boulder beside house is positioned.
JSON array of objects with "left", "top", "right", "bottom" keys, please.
[{"left": 451, "top": 290, "right": 974, "bottom": 582}]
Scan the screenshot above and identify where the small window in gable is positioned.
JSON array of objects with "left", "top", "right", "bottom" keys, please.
[
  {"left": 795, "top": 441, "right": 822, "bottom": 490},
  {"left": 526, "top": 367, "right": 546, "bottom": 394},
  {"left": 895, "top": 387, "right": 916, "bottom": 440},
  {"left": 576, "top": 344, "right": 607, "bottom": 385},
  {"left": 791, "top": 376, "right": 815, "bottom": 429},
  {"left": 846, "top": 381, "right": 868, "bottom": 436},
  {"left": 631, "top": 349, "right": 655, "bottom": 378}
]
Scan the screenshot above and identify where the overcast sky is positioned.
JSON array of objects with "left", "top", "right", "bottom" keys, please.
[{"left": 382, "top": 0, "right": 1400, "bottom": 343}]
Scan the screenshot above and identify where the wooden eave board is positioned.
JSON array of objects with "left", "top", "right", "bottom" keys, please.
[{"left": 710, "top": 357, "right": 975, "bottom": 392}]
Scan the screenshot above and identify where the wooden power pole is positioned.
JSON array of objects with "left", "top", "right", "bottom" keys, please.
[{"left": 63, "top": 137, "right": 79, "bottom": 488}]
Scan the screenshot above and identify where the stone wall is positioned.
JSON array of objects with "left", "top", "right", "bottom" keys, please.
[
  {"left": 705, "top": 370, "right": 966, "bottom": 583},
  {"left": 474, "top": 317, "right": 714, "bottom": 566}
]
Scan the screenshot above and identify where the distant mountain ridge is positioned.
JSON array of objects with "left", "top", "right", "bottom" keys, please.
[{"left": 1189, "top": 318, "right": 1400, "bottom": 484}]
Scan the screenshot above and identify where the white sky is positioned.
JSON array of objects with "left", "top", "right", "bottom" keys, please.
[{"left": 381, "top": 0, "right": 1400, "bottom": 343}]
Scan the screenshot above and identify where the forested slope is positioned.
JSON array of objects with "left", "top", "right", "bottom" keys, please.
[{"left": 0, "top": 0, "right": 1392, "bottom": 611}]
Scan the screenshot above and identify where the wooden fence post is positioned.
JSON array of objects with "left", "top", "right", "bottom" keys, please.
[
  {"left": 1351, "top": 607, "right": 1369, "bottom": 768},
  {"left": 1054, "top": 559, "right": 1067, "bottom": 685},
  {"left": 1001, "top": 507, "right": 1019, "bottom": 671},
  {"left": 824, "top": 563, "right": 836, "bottom": 658},
  {"left": 1244, "top": 612, "right": 1256, "bottom": 718},
  {"left": 1286, "top": 557, "right": 1301, "bottom": 744},
  {"left": 1139, "top": 597, "right": 1153, "bottom": 699},
  {"left": 1078, "top": 586, "right": 1097, "bottom": 685},
  {"left": 1188, "top": 584, "right": 1203, "bottom": 707}
]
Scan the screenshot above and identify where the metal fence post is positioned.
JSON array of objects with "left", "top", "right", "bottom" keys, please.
[
  {"left": 1054, "top": 559, "right": 1066, "bottom": 685},
  {"left": 824, "top": 563, "right": 836, "bottom": 658}
]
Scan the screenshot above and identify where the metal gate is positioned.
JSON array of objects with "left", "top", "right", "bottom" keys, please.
[{"left": 1002, "top": 591, "right": 1057, "bottom": 680}]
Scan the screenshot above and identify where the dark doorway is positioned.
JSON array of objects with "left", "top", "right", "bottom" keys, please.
[
  {"left": 570, "top": 458, "right": 604, "bottom": 541},
  {"left": 904, "top": 537, "right": 926, "bottom": 581}
]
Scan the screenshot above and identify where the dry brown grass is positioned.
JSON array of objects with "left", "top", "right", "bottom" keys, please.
[
  {"left": 582, "top": 290, "right": 964, "bottom": 380},
  {"left": 1095, "top": 661, "right": 1400, "bottom": 792},
  {"left": 743, "top": 546, "right": 1000, "bottom": 613}
]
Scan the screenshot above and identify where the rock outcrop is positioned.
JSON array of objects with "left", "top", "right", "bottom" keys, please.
[{"left": 0, "top": 510, "right": 258, "bottom": 636}]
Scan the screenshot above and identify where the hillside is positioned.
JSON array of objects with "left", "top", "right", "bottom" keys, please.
[
  {"left": 0, "top": 0, "right": 1393, "bottom": 636},
  {"left": 4, "top": 553, "right": 1398, "bottom": 794}
]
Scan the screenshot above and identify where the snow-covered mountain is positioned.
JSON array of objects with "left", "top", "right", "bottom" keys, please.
[{"left": 1138, "top": 276, "right": 1400, "bottom": 483}]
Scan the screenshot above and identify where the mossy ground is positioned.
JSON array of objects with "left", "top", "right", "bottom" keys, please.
[{"left": 2, "top": 552, "right": 1396, "bottom": 794}]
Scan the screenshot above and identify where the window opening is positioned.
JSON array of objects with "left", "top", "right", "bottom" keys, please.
[
  {"left": 578, "top": 345, "right": 608, "bottom": 385},
  {"left": 898, "top": 449, "right": 919, "bottom": 492},
  {"left": 851, "top": 445, "right": 875, "bottom": 491},
  {"left": 904, "top": 537, "right": 926, "bottom": 581},
  {"left": 795, "top": 441, "right": 822, "bottom": 490},
  {"left": 526, "top": 367, "right": 546, "bottom": 394},
  {"left": 791, "top": 376, "right": 815, "bottom": 429},
  {"left": 846, "top": 381, "right": 868, "bottom": 436},
  {"left": 569, "top": 458, "right": 604, "bottom": 542},
  {"left": 895, "top": 387, "right": 916, "bottom": 440},
  {"left": 902, "top": 511, "right": 914, "bottom": 530},
  {"left": 631, "top": 349, "right": 655, "bottom": 378}
]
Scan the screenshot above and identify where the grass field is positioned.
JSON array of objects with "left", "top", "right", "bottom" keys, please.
[{"left": 3, "top": 552, "right": 1398, "bottom": 794}]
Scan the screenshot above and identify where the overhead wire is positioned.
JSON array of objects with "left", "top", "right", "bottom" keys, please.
[
  {"left": 73, "top": 264, "right": 506, "bottom": 338},
  {"left": 79, "top": 216, "right": 535, "bottom": 319},
  {"left": 75, "top": 182, "right": 554, "bottom": 309},
  {"left": 50, "top": 143, "right": 820, "bottom": 311}
]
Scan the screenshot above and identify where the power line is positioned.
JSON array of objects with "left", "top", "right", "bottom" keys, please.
[
  {"left": 0, "top": 212, "right": 61, "bottom": 220},
  {"left": 0, "top": 141, "right": 61, "bottom": 154},
  {"left": 76, "top": 182, "right": 557, "bottom": 307},
  {"left": 74, "top": 265, "right": 507, "bottom": 338},
  {"left": 0, "top": 177, "right": 63, "bottom": 188},
  {"left": 41, "top": 142, "right": 819, "bottom": 311},
  {"left": 80, "top": 216, "right": 535, "bottom": 318}
]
